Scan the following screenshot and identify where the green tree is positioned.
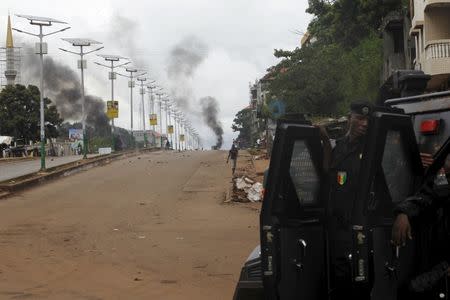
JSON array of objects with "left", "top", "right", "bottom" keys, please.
[
  {"left": 266, "top": 0, "right": 406, "bottom": 117},
  {"left": 0, "top": 84, "right": 63, "bottom": 141},
  {"left": 231, "top": 107, "right": 255, "bottom": 148}
]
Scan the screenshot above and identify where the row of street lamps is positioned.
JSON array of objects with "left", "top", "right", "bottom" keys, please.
[{"left": 12, "top": 14, "right": 201, "bottom": 171}]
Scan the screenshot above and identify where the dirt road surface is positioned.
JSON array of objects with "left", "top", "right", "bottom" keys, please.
[{"left": 0, "top": 151, "right": 259, "bottom": 299}]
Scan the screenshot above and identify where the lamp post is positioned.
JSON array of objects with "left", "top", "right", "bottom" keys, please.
[
  {"left": 14, "top": 14, "right": 70, "bottom": 171},
  {"left": 95, "top": 54, "right": 129, "bottom": 151},
  {"left": 137, "top": 77, "right": 147, "bottom": 147},
  {"left": 180, "top": 118, "right": 185, "bottom": 151},
  {"left": 161, "top": 97, "right": 170, "bottom": 149},
  {"left": 146, "top": 83, "right": 156, "bottom": 146},
  {"left": 155, "top": 92, "right": 164, "bottom": 148},
  {"left": 60, "top": 38, "right": 104, "bottom": 159},
  {"left": 173, "top": 110, "right": 180, "bottom": 151},
  {"left": 116, "top": 68, "right": 146, "bottom": 144}
]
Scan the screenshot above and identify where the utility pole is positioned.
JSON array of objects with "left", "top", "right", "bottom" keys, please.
[
  {"left": 116, "top": 68, "right": 146, "bottom": 146},
  {"left": 166, "top": 102, "right": 173, "bottom": 149},
  {"left": 95, "top": 54, "right": 129, "bottom": 151},
  {"left": 60, "top": 38, "right": 104, "bottom": 159},
  {"left": 174, "top": 110, "right": 180, "bottom": 151},
  {"left": 14, "top": 14, "right": 70, "bottom": 171},
  {"left": 161, "top": 97, "right": 170, "bottom": 149},
  {"left": 146, "top": 82, "right": 156, "bottom": 146},
  {"left": 137, "top": 77, "right": 147, "bottom": 147},
  {"left": 156, "top": 92, "right": 164, "bottom": 148}
]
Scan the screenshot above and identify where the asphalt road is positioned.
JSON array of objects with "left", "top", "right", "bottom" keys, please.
[
  {"left": 0, "top": 155, "right": 98, "bottom": 182},
  {"left": 0, "top": 150, "right": 259, "bottom": 299}
]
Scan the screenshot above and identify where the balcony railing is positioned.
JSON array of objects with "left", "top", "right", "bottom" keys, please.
[
  {"left": 425, "top": 40, "right": 450, "bottom": 59},
  {"left": 425, "top": 0, "right": 450, "bottom": 10}
]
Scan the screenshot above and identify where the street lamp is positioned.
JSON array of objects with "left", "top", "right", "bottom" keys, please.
[
  {"left": 60, "top": 38, "right": 104, "bottom": 159},
  {"left": 173, "top": 108, "right": 182, "bottom": 151},
  {"left": 146, "top": 82, "right": 157, "bottom": 146},
  {"left": 155, "top": 91, "right": 165, "bottom": 148},
  {"left": 173, "top": 109, "right": 179, "bottom": 151},
  {"left": 161, "top": 97, "right": 171, "bottom": 148},
  {"left": 13, "top": 14, "right": 70, "bottom": 171},
  {"left": 116, "top": 67, "right": 146, "bottom": 141},
  {"left": 137, "top": 77, "right": 148, "bottom": 147},
  {"left": 95, "top": 54, "right": 129, "bottom": 151}
]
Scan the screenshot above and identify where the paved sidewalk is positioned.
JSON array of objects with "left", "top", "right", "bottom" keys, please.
[{"left": 0, "top": 155, "right": 98, "bottom": 182}]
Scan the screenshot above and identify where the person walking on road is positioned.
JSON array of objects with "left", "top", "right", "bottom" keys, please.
[{"left": 227, "top": 143, "right": 239, "bottom": 175}]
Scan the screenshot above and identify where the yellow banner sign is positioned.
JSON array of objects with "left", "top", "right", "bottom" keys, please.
[
  {"left": 150, "top": 114, "right": 158, "bottom": 125},
  {"left": 106, "top": 101, "right": 119, "bottom": 119},
  {"left": 180, "top": 134, "right": 185, "bottom": 142},
  {"left": 168, "top": 125, "right": 174, "bottom": 134}
]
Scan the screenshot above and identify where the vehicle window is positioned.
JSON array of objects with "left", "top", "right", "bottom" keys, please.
[
  {"left": 381, "top": 130, "right": 414, "bottom": 204},
  {"left": 289, "top": 140, "right": 319, "bottom": 205}
]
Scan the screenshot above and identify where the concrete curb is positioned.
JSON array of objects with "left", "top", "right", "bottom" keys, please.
[{"left": 0, "top": 148, "right": 159, "bottom": 200}]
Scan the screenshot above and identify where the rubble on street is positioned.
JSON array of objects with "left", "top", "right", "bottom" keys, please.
[{"left": 228, "top": 149, "right": 269, "bottom": 203}]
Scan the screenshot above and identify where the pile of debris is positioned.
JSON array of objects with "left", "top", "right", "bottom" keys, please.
[{"left": 232, "top": 176, "right": 263, "bottom": 202}]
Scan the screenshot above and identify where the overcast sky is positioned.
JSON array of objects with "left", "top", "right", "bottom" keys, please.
[{"left": 0, "top": 0, "right": 312, "bottom": 148}]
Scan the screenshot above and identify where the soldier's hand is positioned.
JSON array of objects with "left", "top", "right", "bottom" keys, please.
[
  {"left": 391, "top": 213, "right": 412, "bottom": 246},
  {"left": 420, "top": 152, "right": 434, "bottom": 168},
  {"left": 447, "top": 267, "right": 450, "bottom": 277}
]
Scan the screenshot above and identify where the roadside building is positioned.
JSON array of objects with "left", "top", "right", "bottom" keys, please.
[
  {"left": 248, "top": 68, "right": 287, "bottom": 153},
  {"left": 409, "top": 0, "right": 450, "bottom": 90}
]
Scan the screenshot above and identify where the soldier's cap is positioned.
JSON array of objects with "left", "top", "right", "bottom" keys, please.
[{"left": 350, "top": 101, "right": 373, "bottom": 116}]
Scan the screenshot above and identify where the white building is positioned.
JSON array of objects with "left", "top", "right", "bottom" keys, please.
[{"left": 410, "top": 0, "right": 450, "bottom": 89}]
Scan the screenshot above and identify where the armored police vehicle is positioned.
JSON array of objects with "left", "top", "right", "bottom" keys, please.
[{"left": 233, "top": 89, "right": 450, "bottom": 300}]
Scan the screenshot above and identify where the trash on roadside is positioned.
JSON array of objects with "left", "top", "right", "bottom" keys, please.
[
  {"left": 247, "top": 182, "right": 263, "bottom": 202},
  {"left": 235, "top": 177, "right": 252, "bottom": 190},
  {"left": 233, "top": 176, "right": 263, "bottom": 202}
]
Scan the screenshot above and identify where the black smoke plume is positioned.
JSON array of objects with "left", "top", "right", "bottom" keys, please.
[
  {"left": 200, "top": 96, "right": 223, "bottom": 149},
  {"left": 23, "top": 51, "right": 110, "bottom": 136}
]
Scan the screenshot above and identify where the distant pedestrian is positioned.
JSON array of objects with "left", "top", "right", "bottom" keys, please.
[{"left": 227, "top": 143, "right": 239, "bottom": 175}]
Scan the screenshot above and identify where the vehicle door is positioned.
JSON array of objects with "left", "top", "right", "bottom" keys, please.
[
  {"left": 260, "top": 120, "right": 328, "bottom": 300},
  {"left": 352, "top": 111, "right": 424, "bottom": 300}
]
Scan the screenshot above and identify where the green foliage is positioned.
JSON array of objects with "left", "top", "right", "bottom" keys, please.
[
  {"left": 267, "top": 0, "right": 404, "bottom": 116},
  {"left": 0, "top": 84, "right": 63, "bottom": 141},
  {"left": 231, "top": 107, "right": 256, "bottom": 148},
  {"left": 89, "top": 136, "right": 112, "bottom": 153}
]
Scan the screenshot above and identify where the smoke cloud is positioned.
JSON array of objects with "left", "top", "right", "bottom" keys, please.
[
  {"left": 200, "top": 96, "right": 223, "bottom": 149},
  {"left": 108, "top": 14, "right": 147, "bottom": 68},
  {"left": 22, "top": 49, "right": 110, "bottom": 135},
  {"left": 168, "top": 36, "right": 209, "bottom": 79},
  {"left": 167, "top": 36, "right": 209, "bottom": 110}
]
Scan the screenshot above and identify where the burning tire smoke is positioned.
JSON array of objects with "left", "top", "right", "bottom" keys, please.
[
  {"left": 200, "top": 96, "right": 223, "bottom": 149},
  {"left": 167, "top": 36, "right": 209, "bottom": 111},
  {"left": 23, "top": 52, "right": 110, "bottom": 135}
]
